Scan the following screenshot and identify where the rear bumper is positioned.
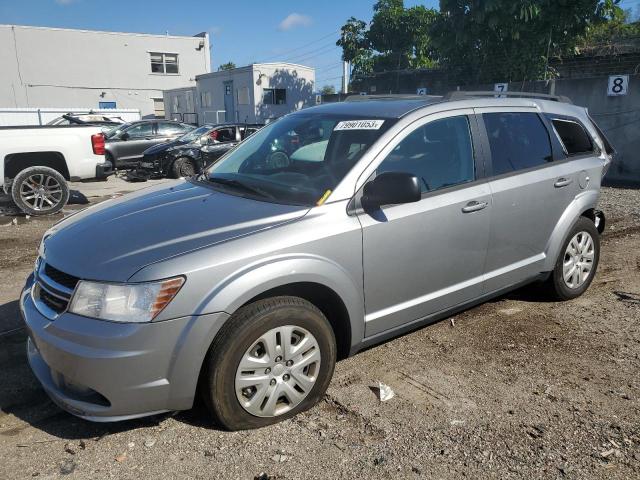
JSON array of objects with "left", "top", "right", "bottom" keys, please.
[
  {"left": 95, "top": 161, "right": 114, "bottom": 179},
  {"left": 21, "top": 275, "right": 229, "bottom": 422}
]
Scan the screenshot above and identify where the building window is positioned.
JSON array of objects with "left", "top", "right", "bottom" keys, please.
[
  {"left": 153, "top": 98, "right": 165, "bottom": 118},
  {"left": 150, "top": 53, "right": 179, "bottom": 74},
  {"left": 263, "top": 88, "right": 287, "bottom": 105}
]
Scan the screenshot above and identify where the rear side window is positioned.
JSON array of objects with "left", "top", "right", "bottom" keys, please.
[
  {"left": 551, "top": 119, "right": 593, "bottom": 155},
  {"left": 377, "top": 115, "right": 475, "bottom": 193},
  {"left": 483, "top": 112, "right": 553, "bottom": 176}
]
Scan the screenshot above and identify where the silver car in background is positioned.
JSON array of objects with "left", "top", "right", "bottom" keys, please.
[{"left": 22, "top": 92, "right": 612, "bottom": 430}]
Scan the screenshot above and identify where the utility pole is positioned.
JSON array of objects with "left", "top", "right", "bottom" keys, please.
[{"left": 342, "top": 61, "right": 350, "bottom": 94}]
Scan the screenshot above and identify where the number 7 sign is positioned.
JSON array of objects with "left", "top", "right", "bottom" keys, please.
[{"left": 608, "top": 75, "right": 629, "bottom": 96}]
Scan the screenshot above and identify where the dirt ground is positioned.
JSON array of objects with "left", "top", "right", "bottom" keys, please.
[{"left": 0, "top": 179, "right": 638, "bottom": 479}]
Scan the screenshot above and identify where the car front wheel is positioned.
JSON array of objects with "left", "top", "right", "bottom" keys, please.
[{"left": 201, "top": 296, "right": 337, "bottom": 430}]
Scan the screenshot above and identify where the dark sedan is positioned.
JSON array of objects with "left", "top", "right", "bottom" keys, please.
[
  {"left": 105, "top": 120, "right": 195, "bottom": 170},
  {"left": 137, "top": 123, "right": 263, "bottom": 178}
]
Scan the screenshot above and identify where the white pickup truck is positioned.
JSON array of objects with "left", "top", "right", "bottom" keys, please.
[{"left": 0, "top": 125, "right": 113, "bottom": 215}]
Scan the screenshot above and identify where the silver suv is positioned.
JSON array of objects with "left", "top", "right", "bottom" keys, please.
[{"left": 22, "top": 92, "right": 612, "bottom": 430}]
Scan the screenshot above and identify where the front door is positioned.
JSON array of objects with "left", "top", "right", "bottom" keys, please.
[
  {"left": 224, "top": 81, "right": 235, "bottom": 122},
  {"left": 359, "top": 112, "right": 491, "bottom": 337}
]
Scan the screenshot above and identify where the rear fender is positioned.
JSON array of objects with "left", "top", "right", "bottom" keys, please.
[{"left": 543, "top": 190, "right": 599, "bottom": 271}]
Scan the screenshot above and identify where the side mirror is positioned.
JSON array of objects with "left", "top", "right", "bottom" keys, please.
[
  {"left": 362, "top": 172, "right": 422, "bottom": 208},
  {"left": 120, "top": 132, "right": 130, "bottom": 141},
  {"left": 200, "top": 134, "right": 211, "bottom": 146}
]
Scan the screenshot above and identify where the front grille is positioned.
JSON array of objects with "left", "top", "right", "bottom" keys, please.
[
  {"left": 33, "top": 260, "right": 78, "bottom": 319},
  {"left": 37, "top": 285, "right": 68, "bottom": 313},
  {"left": 44, "top": 263, "right": 79, "bottom": 290}
]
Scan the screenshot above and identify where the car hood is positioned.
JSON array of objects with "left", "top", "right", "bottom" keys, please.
[{"left": 41, "top": 180, "right": 309, "bottom": 282}]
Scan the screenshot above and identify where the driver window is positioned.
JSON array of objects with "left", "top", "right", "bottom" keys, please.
[
  {"left": 377, "top": 116, "right": 475, "bottom": 193},
  {"left": 215, "top": 127, "right": 236, "bottom": 142}
]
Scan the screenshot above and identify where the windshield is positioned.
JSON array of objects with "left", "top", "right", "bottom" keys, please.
[
  {"left": 204, "top": 113, "right": 394, "bottom": 206},
  {"left": 178, "top": 125, "right": 213, "bottom": 143}
]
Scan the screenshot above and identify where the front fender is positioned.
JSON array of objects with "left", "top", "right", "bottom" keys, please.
[
  {"left": 543, "top": 190, "right": 599, "bottom": 271},
  {"left": 196, "top": 254, "right": 365, "bottom": 349}
]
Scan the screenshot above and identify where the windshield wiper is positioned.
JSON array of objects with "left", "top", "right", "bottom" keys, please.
[{"left": 205, "top": 176, "right": 274, "bottom": 200}]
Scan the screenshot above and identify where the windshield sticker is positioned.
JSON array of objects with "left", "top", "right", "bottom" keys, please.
[{"left": 334, "top": 120, "right": 385, "bottom": 131}]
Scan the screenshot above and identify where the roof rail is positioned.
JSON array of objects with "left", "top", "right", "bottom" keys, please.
[
  {"left": 345, "top": 94, "right": 443, "bottom": 102},
  {"left": 444, "top": 91, "right": 573, "bottom": 104}
]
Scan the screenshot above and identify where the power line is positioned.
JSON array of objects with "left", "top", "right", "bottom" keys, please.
[
  {"left": 282, "top": 42, "right": 340, "bottom": 63},
  {"left": 254, "top": 29, "right": 340, "bottom": 64}
]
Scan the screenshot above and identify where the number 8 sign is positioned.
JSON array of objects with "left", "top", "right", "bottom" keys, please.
[{"left": 608, "top": 75, "right": 629, "bottom": 96}]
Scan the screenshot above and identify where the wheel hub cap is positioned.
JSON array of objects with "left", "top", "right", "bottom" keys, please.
[
  {"left": 562, "top": 231, "right": 595, "bottom": 289},
  {"left": 235, "top": 325, "right": 321, "bottom": 418}
]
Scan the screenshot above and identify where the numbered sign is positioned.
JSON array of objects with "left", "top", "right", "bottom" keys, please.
[
  {"left": 494, "top": 83, "right": 508, "bottom": 93},
  {"left": 608, "top": 75, "right": 629, "bottom": 96},
  {"left": 416, "top": 87, "right": 428, "bottom": 95}
]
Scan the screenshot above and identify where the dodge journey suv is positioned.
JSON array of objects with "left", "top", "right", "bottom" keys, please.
[{"left": 22, "top": 92, "right": 612, "bottom": 430}]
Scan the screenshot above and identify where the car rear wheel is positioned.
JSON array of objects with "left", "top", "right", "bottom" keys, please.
[
  {"left": 547, "top": 216, "right": 600, "bottom": 300},
  {"left": 201, "top": 296, "right": 336, "bottom": 430},
  {"left": 11, "top": 166, "right": 69, "bottom": 216},
  {"left": 171, "top": 157, "right": 196, "bottom": 178}
]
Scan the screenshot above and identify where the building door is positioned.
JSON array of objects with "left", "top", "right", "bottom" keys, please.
[{"left": 224, "top": 81, "right": 235, "bottom": 122}]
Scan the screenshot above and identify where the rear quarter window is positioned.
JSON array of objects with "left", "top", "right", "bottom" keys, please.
[{"left": 551, "top": 118, "right": 594, "bottom": 156}]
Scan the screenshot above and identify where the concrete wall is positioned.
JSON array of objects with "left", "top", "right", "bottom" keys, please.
[
  {"left": 0, "top": 25, "right": 210, "bottom": 117},
  {"left": 195, "top": 63, "right": 315, "bottom": 125}
]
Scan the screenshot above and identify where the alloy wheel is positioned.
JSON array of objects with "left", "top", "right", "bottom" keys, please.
[
  {"left": 563, "top": 231, "right": 595, "bottom": 289},
  {"left": 19, "top": 174, "right": 64, "bottom": 212}
]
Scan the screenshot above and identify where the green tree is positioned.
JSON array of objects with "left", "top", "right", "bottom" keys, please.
[
  {"left": 337, "top": 1, "right": 438, "bottom": 78},
  {"left": 430, "top": 0, "right": 622, "bottom": 84},
  {"left": 321, "top": 85, "right": 336, "bottom": 95},
  {"left": 218, "top": 61, "right": 236, "bottom": 71}
]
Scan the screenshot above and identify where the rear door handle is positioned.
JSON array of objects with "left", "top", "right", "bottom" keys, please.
[
  {"left": 462, "top": 201, "right": 488, "bottom": 213},
  {"left": 554, "top": 178, "right": 573, "bottom": 188}
]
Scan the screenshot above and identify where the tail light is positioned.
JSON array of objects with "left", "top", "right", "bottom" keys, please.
[{"left": 91, "top": 133, "right": 105, "bottom": 155}]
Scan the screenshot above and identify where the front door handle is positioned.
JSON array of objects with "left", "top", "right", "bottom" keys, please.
[
  {"left": 554, "top": 178, "right": 573, "bottom": 188},
  {"left": 462, "top": 201, "right": 488, "bottom": 213}
]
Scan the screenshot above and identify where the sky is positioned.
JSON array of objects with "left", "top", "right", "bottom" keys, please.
[{"left": 1, "top": 0, "right": 639, "bottom": 90}]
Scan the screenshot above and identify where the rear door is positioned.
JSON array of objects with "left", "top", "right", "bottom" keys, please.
[
  {"left": 477, "top": 108, "right": 577, "bottom": 292},
  {"left": 359, "top": 111, "right": 491, "bottom": 337}
]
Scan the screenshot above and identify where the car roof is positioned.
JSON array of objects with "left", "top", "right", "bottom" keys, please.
[
  {"left": 298, "top": 97, "right": 443, "bottom": 119},
  {"left": 296, "top": 92, "right": 585, "bottom": 120}
]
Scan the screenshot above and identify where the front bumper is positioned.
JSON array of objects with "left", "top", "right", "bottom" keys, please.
[{"left": 20, "top": 275, "right": 228, "bottom": 421}]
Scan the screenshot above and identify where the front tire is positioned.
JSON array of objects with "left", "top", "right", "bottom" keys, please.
[
  {"left": 10, "top": 166, "right": 69, "bottom": 216},
  {"left": 548, "top": 216, "right": 600, "bottom": 300},
  {"left": 201, "top": 296, "right": 337, "bottom": 430},
  {"left": 171, "top": 157, "right": 196, "bottom": 178}
]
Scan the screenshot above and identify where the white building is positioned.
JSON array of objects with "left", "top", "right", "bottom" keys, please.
[
  {"left": 172, "top": 63, "right": 315, "bottom": 125},
  {"left": 0, "top": 24, "right": 211, "bottom": 117}
]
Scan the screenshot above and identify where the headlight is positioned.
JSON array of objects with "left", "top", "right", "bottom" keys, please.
[{"left": 68, "top": 277, "right": 184, "bottom": 323}]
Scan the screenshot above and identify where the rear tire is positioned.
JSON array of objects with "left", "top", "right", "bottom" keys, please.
[
  {"left": 201, "top": 296, "right": 337, "bottom": 431},
  {"left": 547, "top": 216, "right": 600, "bottom": 300},
  {"left": 171, "top": 157, "right": 196, "bottom": 178},
  {"left": 10, "top": 166, "right": 69, "bottom": 216}
]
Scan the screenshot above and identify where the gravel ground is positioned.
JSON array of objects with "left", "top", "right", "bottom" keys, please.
[{"left": 0, "top": 183, "right": 639, "bottom": 479}]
